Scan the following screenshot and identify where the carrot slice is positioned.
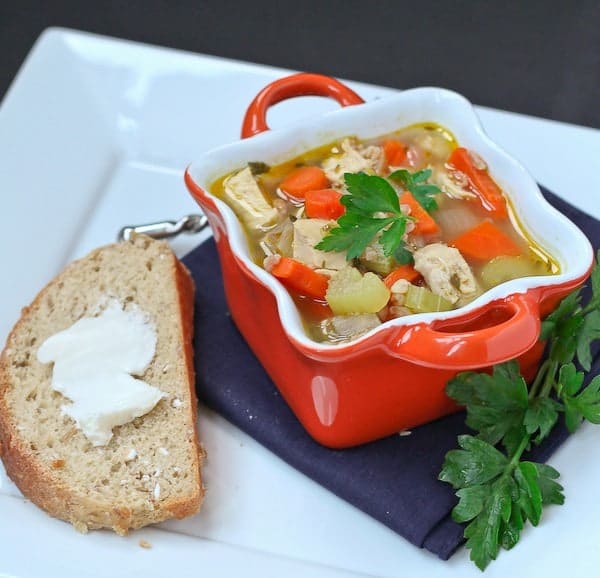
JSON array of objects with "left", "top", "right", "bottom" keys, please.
[
  {"left": 448, "top": 147, "right": 508, "bottom": 218},
  {"left": 384, "top": 265, "right": 421, "bottom": 289},
  {"left": 451, "top": 221, "right": 522, "bottom": 261},
  {"left": 383, "top": 139, "right": 407, "bottom": 168},
  {"left": 279, "top": 166, "right": 330, "bottom": 200},
  {"left": 400, "top": 191, "right": 440, "bottom": 235},
  {"left": 304, "top": 189, "right": 345, "bottom": 219},
  {"left": 270, "top": 257, "right": 329, "bottom": 300}
]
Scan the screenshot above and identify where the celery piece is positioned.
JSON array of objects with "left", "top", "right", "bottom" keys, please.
[
  {"left": 405, "top": 284, "right": 454, "bottom": 313},
  {"left": 480, "top": 256, "right": 549, "bottom": 289},
  {"left": 359, "top": 243, "right": 396, "bottom": 276},
  {"left": 326, "top": 267, "right": 390, "bottom": 315}
]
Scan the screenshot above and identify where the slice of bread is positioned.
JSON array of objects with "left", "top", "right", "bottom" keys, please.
[{"left": 0, "top": 235, "right": 204, "bottom": 534}]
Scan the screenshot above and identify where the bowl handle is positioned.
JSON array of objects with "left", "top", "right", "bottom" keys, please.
[
  {"left": 241, "top": 73, "right": 364, "bottom": 138},
  {"left": 388, "top": 293, "right": 541, "bottom": 370}
]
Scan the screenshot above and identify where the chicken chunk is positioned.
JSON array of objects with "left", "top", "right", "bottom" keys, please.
[
  {"left": 223, "top": 166, "right": 279, "bottom": 230},
  {"left": 413, "top": 243, "right": 478, "bottom": 304},
  {"left": 430, "top": 167, "right": 476, "bottom": 201},
  {"left": 322, "top": 313, "right": 382, "bottom": 342},
  {"left": 321, "top": 138, "right": 384, "bottom": 188},
  {"left": 292, "top": 218, "right": 347, "bottom": 270},
  {"left": 359, "top": 238, "right": 396, "bottom": 275}
]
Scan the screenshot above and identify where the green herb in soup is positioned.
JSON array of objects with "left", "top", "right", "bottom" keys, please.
[{"left": 211, "top": 123, "right": 558, "bottom": 344}]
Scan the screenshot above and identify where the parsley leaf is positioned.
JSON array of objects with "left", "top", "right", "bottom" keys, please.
[
  {"left": 379, "top": 218, "right": 407, "bottom": 256},
  {"left": 556, "top": 363, "right": 586, "bottom": 432},
  {"left": 533, "top": 463, "right": 564, "bottom": 506},
  {"left": 523, "top": 397, "right": 560, "bottom": 444},
  {"left": 393, "top": 244, "right": 414, "bottom": 265},
  {"left": 592, "top": 253, "right": 600, "bottom": 294},
  {"left": 463, "top": 476, "right": 513, "bottom": 569},
  {"left": 446, "top": 362, "right": 528, "bottom": 453},
  {"left": 439, "top": 435, "right": 509, "bottom": 488},
  {"left": 316, "top": 212, "right": 395, "bottom": 261},
  {"left": 571, "top": 375, "right": 600, "bottom": 423},
  {"left": 389, "top": 168, "right": 441, "bottom": 213},
  {"left": 539, "top": 290, "right": 581, "bottom": 341},
  {"left": 248, "top": 161, "right": 270, "bottom": 175},
  {"left": 452, "top": 485, "right": 490, "bottom": 523},
  {"left": 315, "top": 172, "right": 411, "bottom": 261},
  {"left": 557, "top": 362, "right": 585, "bottom": 396},
  {"left": 548, "top": 312, "right": 585, "bottom": 365},
  {"left": 342, "top": 172, "right": 400, "bottom": 214},
  {"left": 514, "top": 461, "right": 542, "bottom": 525},
  {"left": 561, "top": 375, "right": 600, "bottom": 431},
  {"left": 576, "top": 310, "right": 600, "bottom": 371},
  {"left": 500, "top": 499, "right": 524, "bottom": 550}
]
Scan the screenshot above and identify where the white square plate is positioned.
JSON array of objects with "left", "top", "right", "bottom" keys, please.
[{"left": 1, "top": 28, "right": 599, "bottom": 578}]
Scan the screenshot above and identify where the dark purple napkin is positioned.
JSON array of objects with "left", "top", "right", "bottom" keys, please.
[{"left": 182, "top": 187, "right": 600, "bottom": 560}]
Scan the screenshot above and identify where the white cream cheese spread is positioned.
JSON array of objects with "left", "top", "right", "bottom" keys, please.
[{"left": 37, "top": 301, "right": 163, "bottom": 446}]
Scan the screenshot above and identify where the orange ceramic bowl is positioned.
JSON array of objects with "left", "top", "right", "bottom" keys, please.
[{"left": 185, "top": 73, "right": 593, "bottom": 448}]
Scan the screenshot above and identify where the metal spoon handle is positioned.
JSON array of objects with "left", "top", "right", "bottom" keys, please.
[{"left": 118, "top": 213, "right": 208, "bottom": 242}]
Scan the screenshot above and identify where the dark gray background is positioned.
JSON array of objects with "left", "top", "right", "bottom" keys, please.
[{"left": 1, "top": 1, "right": 599, "bottom": 128}]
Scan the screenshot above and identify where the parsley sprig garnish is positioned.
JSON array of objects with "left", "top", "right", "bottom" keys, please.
[
  {"left": 439, "top": 251, "right": 600, "bottom": 570},
  {"left": 315, "top": 170, "right": 440, "bottom": 263}
]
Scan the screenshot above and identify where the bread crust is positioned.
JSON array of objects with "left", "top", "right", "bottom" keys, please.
[{"left": 0, "top": 237, "right": 204, "bottom": 533}]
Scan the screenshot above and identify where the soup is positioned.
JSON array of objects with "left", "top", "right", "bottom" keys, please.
[{"left": 212, "top": 123, "right": 557, "bottom": 343}]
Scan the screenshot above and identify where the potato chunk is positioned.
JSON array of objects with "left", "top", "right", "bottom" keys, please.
[{"left": 325, "top": 267, "right": 390, "bottom": 315}]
